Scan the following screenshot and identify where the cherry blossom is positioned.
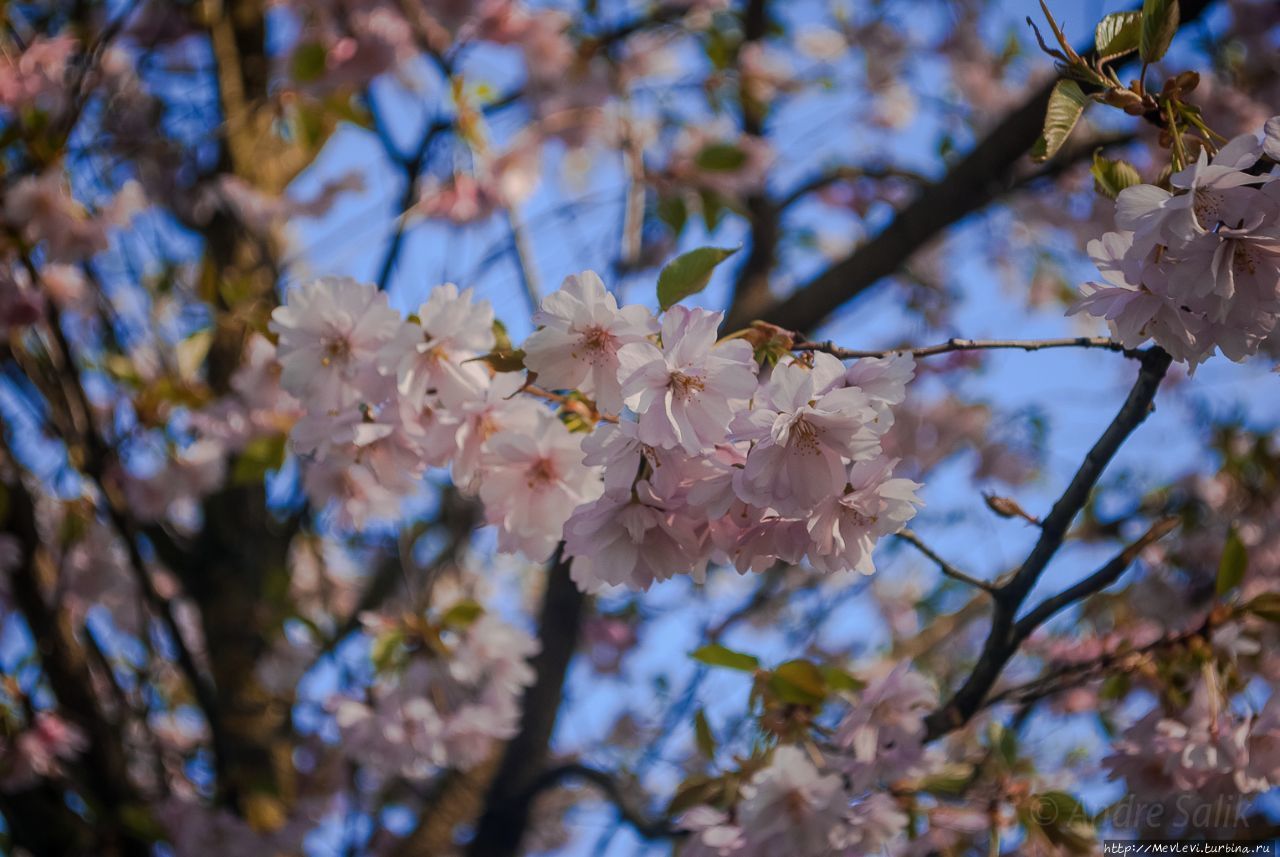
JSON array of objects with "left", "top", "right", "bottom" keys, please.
[
  {"left": 1071, "top": 117, "right": 1280, "bottom": 364},
  {"left": 523, "top": 271, "right": 658, "bottom": 414},
  {"left": 617, "top": 306, "right": 758, "bottom": 454},
  {"left": 565, "top": 482, "right": 704, "bottom": 591},
  {"left": 478, "top": 412, "right": 602, "bottom": 561},
  {"left": 382, "top": 282, "right": 494, "bottom": 407},
  {"left": 270, "top": 276, "right": 410, "bottom": 409},
  {"left": 734, "top": 746, "right": 853, "bottom": 857},
  {"left": 806, "top": 458, "right": 923, "bottom": 575},
  {"left": 731, "top": 354, "right": 882, "bottom": 515}
]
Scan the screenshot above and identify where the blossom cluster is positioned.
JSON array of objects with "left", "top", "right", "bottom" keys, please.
[
  {"left": 269, "top": 271, "right": 922, "bottom": 590},
  {"left": 678, "top": 667, "right": 936, "bottom": 857},
  {"left": 333, "top": 607, "right": 539, "bottom": 780},
  {"left": 1070, "top": 117, "right": 1280, "bottom": 365},
  {"left": 1104, "top": 679, "right": 1280, "bottom": 804}
]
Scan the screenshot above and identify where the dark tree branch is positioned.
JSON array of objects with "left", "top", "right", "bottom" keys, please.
[
  {"left": 465, "top": 550, "right": 588, "bottom": 857},
  {"left": 0, "top": 443, "right": 150, "bottom": 856},
  {"left": 924, "top": 346, "right": 1172, "bottom": 741},
  {"left": 1012, "top": 515, "right": 1179, "bottom": 638}
]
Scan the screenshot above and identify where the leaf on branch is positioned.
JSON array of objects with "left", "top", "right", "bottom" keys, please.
[
  {"left": 693, "top": 708, "right": 716, "bottom": 758},
  {"left": 820, "top": 665, "right": 865, "bottom": 694},
  {"left": 919, "top": 762, "right": 975, "bottom": 796},
  {"left": 439, "top": 599, "right": 485, "bottom": 628},
  {"left": 657, "top": 195, "right": 688, "bottom": 236},
  {"left": 694, "top": 143, "right": 748, "bottom": 172},
  {"left": 1031, "top": 79, "right": 1089, "bottom": 163},
  {"left": 291, "top": 43, "right": 328, "bottom": 83},
  {"left": 767, "top": 659, "right": 827, "bottom": 706},
  {"left": 176, "top": 330, "right": 214, "bottom": 383},
  {"left": 1215, "top": 526, "right": 1248, "bottom": 596},
  {"left": 474, "top": 348, "right": 527, "bottom": 373},
  {"left": 690, "top": 643, "right": 759, "bottom": 672},
  {"left": 1091, "top": 151, "right": 1143, "bottom": 200},
  {"left": 657, "top": 246, "right": 739, "bottom": 310},
  {"left": 1094, "top": 12, "right": 1142, "bottom": 63},
  {"left": 1244, "top": 592, "right": 1280, "bottom": 623},
  {"left": 1140, "top": 0, "right": 1180, "bottom": 64}
]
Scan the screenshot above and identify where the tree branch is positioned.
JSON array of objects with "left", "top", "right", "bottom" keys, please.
[
  {"left": 924, "top": 346, "right": 1172, "bottom": 741},
  {"left": 794, "top": 335, "right": 1137, "bottom": 360},
  {"left": 895, "top": 530, "right": 996, "bottom": 594},
  {"left": 464, "top": 549, "right": 588, "bottom": 857},
  {"left": 1012, "top": 515, "right": 1179, "bottom": 638}
]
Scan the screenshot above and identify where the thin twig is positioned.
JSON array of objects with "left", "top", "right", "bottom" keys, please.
[
  {"left": 895, "top": 530, "right": 996, "bottom": 594},
  {"left": 794, "top": 336, "right": 1139, "bottom": 361}
]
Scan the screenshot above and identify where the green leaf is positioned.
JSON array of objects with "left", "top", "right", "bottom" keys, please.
[
  {"left": 1099, "top": 672, "right": 1130, "bottom": 700},
  {"left": 1244, "top": 592, "right": 1280, "bottom": 623},
  {"left": 694, "top": 143, "right": 748, "bottom": 172},
  {"left": 820, "top": 665, "right": 866, "bottom": 694},
  {"left": 474, "top": 348, "right": 526, "bottom": 373},
  {"left": 1216, "top": 526, "right": 1248, "bottom": 596},
  {"left": 693, "top": 708, "right": 716, "bottom": 758},
  {"left": 690, "top": 643, "right": 759, "bottom": 672},
  {"left": 370, "top": 628, "right": 405, "bottom": 672},
  {"left": 492, "top": 319, "right": 513, "bottom": 351},
  {"left": 990, "top": 722, "right": 1019, "bottom": 767},
  {"left": 291, "top": 42, "right": 329, "bottom": 83},
  {"left": 1090, "top": 152, "right": 1143, "bottom": 199},
  {"left": 1139, "top": 0, "right": 1180, "bottom": 63},
  {"left": 768, "top": 659, "right": 827, "bottom": 706},
  {"left": 440, "top": 599, "right": 485, "bottom": 628},
  {"left": 657, "top": 195, "right": 688, "bottom": 236},
  {"left": 1094, "top": 12, "right": 1142, "bottom": 61},
  {"left": 919, "top": 763, "right": 975, "bottom": 796},
  {"left": 656, "top": 246, "right": 739, "bottom": 310},
  {"left": 699, "top": 190, "right": 726, "bottom": 232},
  {"left": 667, "top": 774, "right": 724, "bottom": 815},
  {"left": 1031, "top": 79, "right": 1089, "bottom": 163}
]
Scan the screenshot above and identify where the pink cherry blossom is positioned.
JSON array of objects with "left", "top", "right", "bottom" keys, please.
[
  {"left": 565, "top": 482, "right": 705, "bottom": 591},
  {"left": 382, "top": 282, "right": 494, "bottom": 407},
  {"left": 478, "top": 411, "right": 602, "bottom": 561},
  {"left": 806, "top": 458, "right": 923, "bottom": 575},
  {"left": 270, "top": 276, "right": 410, "bottom": 409},
  {"left": 617, "top": 306, "right": 757, "bottom": 454},
  {"left": 736, "top": 745, "right": 851, "bottom": 857},
  {"left": 523, "top": 271, "right": 658, "bottom": 414},
  {"left": 731, "top": 354, "right": 881, "bottom": 515}
]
